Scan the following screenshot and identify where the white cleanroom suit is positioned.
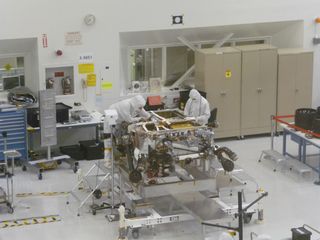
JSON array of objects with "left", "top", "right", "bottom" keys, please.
[
  {"left": 109, "top": 95, "right": 150, "bottom": 124},
  {"left": 184, "top": 89, "right": 210, "bottom": 125}
]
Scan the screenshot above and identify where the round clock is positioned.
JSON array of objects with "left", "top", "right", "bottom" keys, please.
[{"left": 84, "top": 14, "right": 96, "bottom": 26}]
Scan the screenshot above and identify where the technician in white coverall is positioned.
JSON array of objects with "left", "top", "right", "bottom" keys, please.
[
  {"left": 184, "top": 89, "right": 211, "bottom": 125},
  {"left": 109, "top": 95, "right": 150, "bottom": 124}
]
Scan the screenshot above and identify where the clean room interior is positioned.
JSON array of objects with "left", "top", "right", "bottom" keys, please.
[{"left": 1, "top": 1, "right": 320, "bottom": 239}]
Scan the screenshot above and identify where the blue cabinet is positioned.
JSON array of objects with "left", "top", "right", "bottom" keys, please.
[{"left": 0, "top": 108, "right": 27, "bottom": 161}]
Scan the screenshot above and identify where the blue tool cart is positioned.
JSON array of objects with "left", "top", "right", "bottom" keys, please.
[{"left": 0, "top": 107, "right": 27, "bottom": 162}]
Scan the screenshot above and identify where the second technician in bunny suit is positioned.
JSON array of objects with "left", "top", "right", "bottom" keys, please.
[{"left": 184, "top": 89, "right": 211, "bottom": 125}]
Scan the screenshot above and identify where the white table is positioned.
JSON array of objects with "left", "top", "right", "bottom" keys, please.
[
  {"left": 281, "top": 123, "right": 320, "bottom": 182},
  {"left": 25, "top": 118, "right": 103, "bottom": 180}
]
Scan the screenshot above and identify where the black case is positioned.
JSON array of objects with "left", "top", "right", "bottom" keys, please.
[
  {"left": 27, "top": 103, "right": 72, "bottom": 127},
  {"left": 294, "top": 108, "right": 316, "bottom": 130},
  {"left": 79, "top": 140, "right": 104, "bottom": 160},
  {"left": 56, "top": 102, "right": 72, "bottom": 123},
  {"left": 291, "top": 227, "right": 311, "bottom": 240},
  {"left": 60, "top": 145, "right": 85, "bottom": 160}
]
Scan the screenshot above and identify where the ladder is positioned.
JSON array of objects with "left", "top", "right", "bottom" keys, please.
[{"left": 66, "top": 160, "right": 112, "bottom": 216}]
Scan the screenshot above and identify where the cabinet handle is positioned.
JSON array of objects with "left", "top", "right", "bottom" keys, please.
[
  {"left": 295, "top": 89, "right": 299, "bottom": 92},
  {"left": 257, "top": 88, "right": 262, "bottom": 93},
  {"left": 220, "top": 91, "right": 227, "bottom": 96}
]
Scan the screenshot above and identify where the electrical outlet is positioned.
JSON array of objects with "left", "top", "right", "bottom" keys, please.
[{"left": 172, "top": 15, "right": 184, "bottom": 25}]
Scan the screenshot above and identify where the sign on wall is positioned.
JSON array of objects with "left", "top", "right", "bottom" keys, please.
[{"left": 65, "top": 31, "right": 82, "bottom": 46}]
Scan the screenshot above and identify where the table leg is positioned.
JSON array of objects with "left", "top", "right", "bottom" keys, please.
[
  {"left": 298, "top": 138, "right": 302, "bottom": 161},
  {"left": 282, "top": 130, "right": 287, "bottom": 156},
  {"left": 314, "top": 153, "right": 320, "bottom": 185},
  {"left": 302, "top": 140, "right": 307, "bottom": 164}
]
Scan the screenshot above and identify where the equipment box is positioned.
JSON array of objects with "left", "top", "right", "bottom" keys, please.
[
  {"left": 60, "top": 145, "right": 85, "bottom": 160},
  {"left": 27, "top": 102, "right": 72, "bottom": 127},
  {"left": 56, "top": 102, "right": 72, "bottom": 123},
  {"left": 79, "top": 140, "right": 104, "bottom": 160},
  {"left": 291, "top": 227, "right": 312, "bottom": 240}
]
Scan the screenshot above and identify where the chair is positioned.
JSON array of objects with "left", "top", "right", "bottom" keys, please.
[{"left": 207, "top": 108, "right": 218, "bottom": 128}]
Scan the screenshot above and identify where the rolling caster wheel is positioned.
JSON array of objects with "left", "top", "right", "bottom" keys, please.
[
  {"left": 92, "top": 210, "right": 96, "bottom": 215},
  {"left": 38, "top": 173, "right": 43, "bottom": 180},
  {"left": 273, "top": 169, "right": 276, "bottom": 172},
  {"left": 57, "top": 160, "right": 62, "bottom": 165},
  {"left": 132, "top": 229, "right": 140, "bottom": 239},
  {"left": 73, "top": 166, "right": 78, "bottom": 173},
  {"left": 77, "top": 213, "right": 80, "bottom": 217},
  {"left": 22, "top": 166, "right": 27, "bottom": 171},
  {"left": 66, "top": 201, "right": 69, "bottom": 205}
]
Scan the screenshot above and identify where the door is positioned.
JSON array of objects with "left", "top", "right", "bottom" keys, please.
[
  {"left": 277, "top": 54, "right": 296, "bottom": 116},
  {"left": 259, "top": 49, "right": 277, "bottom": 127},
  {"left": 205, "top": 52, "right": 241, "bottom": 134},
  {"left": 295, "top": 52, "right": 313, "bottom": 110},
  {"left": 241, "top": 51, "right": 260, "bottom": 129}
]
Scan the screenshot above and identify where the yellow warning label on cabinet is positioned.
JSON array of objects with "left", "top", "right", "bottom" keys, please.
[
  {"left": 225, "top": 70, "right": 232, "bottom": 78},
  {"left": 101, "top": 81, "right": 113, "bottom": 90},
  {"left": 86, "top": 73, "right": 97, "bottom": 86},
  {"left": 78, "top": 63, "right": 94, "bottom": 74}
]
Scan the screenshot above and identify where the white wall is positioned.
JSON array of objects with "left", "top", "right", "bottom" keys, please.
[{"left": 1, "top": 0, "right": 320, "bottom": 109}]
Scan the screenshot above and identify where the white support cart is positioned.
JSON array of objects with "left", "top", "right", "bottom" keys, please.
[{"left": 0, "top": 131, "right": 21, "bottom": 213}]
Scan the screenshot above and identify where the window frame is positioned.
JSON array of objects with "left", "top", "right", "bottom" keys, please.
[{"left": 126, "top": 36, "right": 272, "bottom": 94}]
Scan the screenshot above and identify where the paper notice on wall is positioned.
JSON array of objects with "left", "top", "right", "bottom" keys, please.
[
  {"left": 65, "top": 31, "right": 82, "bottom": 46},
  {"left": 78, "top": 64, "right": 94, "bottom": 74},
  {"left": 101, "top": 81, "right": 113, "bottom": 90},
  {"left": 86, "top": 73, "right": 96, "bottom": 87}
]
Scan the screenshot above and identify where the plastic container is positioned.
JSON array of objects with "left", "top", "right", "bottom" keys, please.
[{"left": 294, "top": 108, "right": 316, "bottom": 130}]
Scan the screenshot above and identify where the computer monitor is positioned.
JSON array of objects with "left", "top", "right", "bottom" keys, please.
[{"left": 3, "top": 75, "right": 24, "bottom": 90}]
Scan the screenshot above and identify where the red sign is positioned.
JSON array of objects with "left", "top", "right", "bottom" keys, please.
[
  {"left": 54, "top": 72, "right": 65, "bottom": 77},
  {"left": 42, "top": 34, "right": 48, "bottom": 48}
]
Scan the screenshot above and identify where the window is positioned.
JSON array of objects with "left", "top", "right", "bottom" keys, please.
[
  {"left": 165, "top": 46, "right": 194, "bottom": 87},
  {"left": 128, "top": 37, "right": 268, "bottom": 93},
  {"left": 130, "top": 48, "right": 162, "bottom": 82}
]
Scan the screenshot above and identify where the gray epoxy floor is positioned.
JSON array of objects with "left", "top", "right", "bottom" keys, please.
[{"left": 1, "top": 135, "right": 320, "bottom": 240}]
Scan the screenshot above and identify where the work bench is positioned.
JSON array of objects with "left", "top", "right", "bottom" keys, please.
[
  {"left": 281, "top": 123, "right": 320, "bottom": 183},
  {"left": 25, "top": 118, "right": 103, "bottom": 180}
]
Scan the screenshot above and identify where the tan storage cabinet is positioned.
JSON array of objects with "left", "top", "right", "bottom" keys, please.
[
  {"left": 237, "top": 44, "right": 278, "bottom": 136},
  {"left": 195, "top": 47, "right": 241, "bottom": 138},
  {"left": 277, "top": 49, "right": 313, "bottom": 117}
]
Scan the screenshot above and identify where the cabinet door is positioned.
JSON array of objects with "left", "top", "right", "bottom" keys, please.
[
  {"left": 259, "top": 49, "right": 277, "bottom": 127},
  {"left": 205, "top": 53, "right": 241, "bottom": 134},
  {"left": 241, "top": 51, "right": 260, "bottom": 129},
  {"left": 295, "top": 52, "right": 313, "bottom": 109},
  {"left": 277, "top": 54, "right": 296, "bottom": 116}
]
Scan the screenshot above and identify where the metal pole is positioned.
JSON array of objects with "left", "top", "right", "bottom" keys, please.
[
  {"left": 47, "top": 145, "right": 51, "bottom": 161},
  {"left": 271, "top": 115, "right": 275, "bottom": 150},
  {"left": 238, "top": 191, "right": 243, "bottom": 240},
  {"left": 111, "top": 126, "right": 115, "bottom": 212}
]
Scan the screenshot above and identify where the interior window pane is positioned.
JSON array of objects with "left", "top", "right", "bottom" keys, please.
[
  {"left": 165, "top": 46, "right": 194, "bottom": 87},
  {"left": 130, "top": 48, "right": 162, "bottom": 82}
]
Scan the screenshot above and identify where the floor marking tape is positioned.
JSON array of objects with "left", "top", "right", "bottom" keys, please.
[
  {"left": 0, "top": 215, "right": 61, "bottom": 229},
  {"left": 16, "top": 191, "right": 70, "bottom": 198}
]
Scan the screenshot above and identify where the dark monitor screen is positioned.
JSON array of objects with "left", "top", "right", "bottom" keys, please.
[{"left": 3, "top": 76, "right": 24, "bottom": 90}]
